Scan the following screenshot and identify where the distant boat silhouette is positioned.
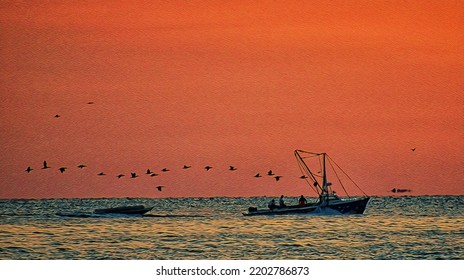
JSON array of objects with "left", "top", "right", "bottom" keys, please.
[
  {"left": 156, "top": 186, "right": 164, "bottom": 191},
  {"left": 117, "top": 174, "right": 125, "bottom": 178},
  {"left": 204, "top": 166, "right": 213, "bottom": 171},
  {"left": 267, "top": 170, "right": 275, "bottom": 176},
  {"left": 183, "top": 165, "right": 192, "bottom": 169},
  {"left": 58, "top": 167, "right": 67, "bottom": 173},
  {"left": 42, "top": 161, "right": 51, "bottom": 169},
  {"left": 254, "top": 173, "right": 262, "bottom": 178},
  {"left": 25, "top": 166, "right": 33, "bottom": 173},
  {"left": 97, "top": 172, "right": 106, "bottom": 176},
  {"left": 391, "top": 188, "right": 411, "bottom": 193},
  {"left": 229, "top": 166, "right": 237, "bottom": 171},
  {"left": 161, "top": 168, "right": 170, "bottom": 172},
  {"left": 77, "top": 164, "right": 87, "bottom": 169}
]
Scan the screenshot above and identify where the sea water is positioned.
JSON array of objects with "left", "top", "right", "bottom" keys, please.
[{"left": 0, "top": 196, "right": 462, "bottom": 260}]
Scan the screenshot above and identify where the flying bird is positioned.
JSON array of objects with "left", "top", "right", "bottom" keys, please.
[
  {"left": 25, "top": 166, "right": 33, "bottom": 173},
  {"left": 299, "top": 175, "right": 308, "bottom": 179},
  {"left": 42, "top": 161, "right": 51, "bottom": 169},
  {"left": 58, "top": 167, "right": 67, "bottom": 173},
  {"left": 146, "top": 169, "right": 153, "bottom": 174},
  {"left": 229, "top": 166, "right": 237, "bottom": 171},
  {"left": 87, "top": 102, "right": 94, "bottom": 105},
  {"left": 150, "top": 173, "right": 159, "bottom": 177},
  {"left": 155, "top": 186, "right": 165, "bottom": 191},
  {"left": 274, "top": 176, "right": 282, "bottom": 181},
  {"left": 254, "top": 173, "right": 262, "bottom": 178},
  {"left": 183, "top": 165, "right": 192, "bottom": 169},
  {"left": 77, "top": 164, "right": 87, "bottom": 169},
  {"left": 54, "top": 114, "right": 60, "bottom": 118},
  {"left": 130, "top": 172, "right": 138, "bottom": 178},
  {"left": 97, "top": 172, "right": 106, "bottom": 176},
  {"left": 267, "top": 170, "right": 275, "bottom": 176},
  {"left": 117, "top": 174, "right": 125, "bottom": 178},
  {"left": 161, "top": 168, "right": 170, "bottom": 172},
  {"left": 411, "top": 148, "right": 416, "bottom": 152},
  {"left": 204, "top": 166, "right": 213, "bottom": 171}
]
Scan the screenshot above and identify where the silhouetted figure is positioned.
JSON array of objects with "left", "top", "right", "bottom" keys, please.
[
  {"left": 229, "top": 166, "right": 237, "bottom": 171},
  {"left": 42, "top": 161, "right": 50, "bottom": 169},
  {"left": 58, "top": 167, "right": 67, "bottom": 173},
  {"left": 299, "top": 195, "right": 307, "bottom": 207},
  {"left": 117, "top": 174, "right": 125, "bottom": 178},
  {"left": 130, "top": 172, "right": 138, "bottom": 178},
  {"left": 254, "top": 173, "right": 262, "bottom": 178},
  {"left": 183, "top": 165, "right": 192, "bottom": 169},
  {"left": 156, "top": 186, "right": 164, "bottom": 191},
  {"left": 274, "top": 175, "right": 282, "bottom": 181},
  {"left": 161, "top": 168, "right": 170, "bottom": 172},
  {"left": 77, "top": 164, "right": 87, "bottom": 169},
  {"left": 268, "top": 199, "right": 276, "bottom": 210},
  {"left": 97, "top": 172, "right": 106, "bottom": 176},
  {"left": 25, "top": 166, "right": 33, "bottom": 173},
  {"left": 267, "top": 170, "right": 274, "bottom": 176},
  {"left": 204, "top": 166, "right": 213, "bottom": 171},
  {"left": 279, "top": 195, "right": 286, "bottom": 207}
]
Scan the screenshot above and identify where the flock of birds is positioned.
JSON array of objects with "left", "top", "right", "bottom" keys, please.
[{"left": 25, "top": 160, "right": 311, "bottom": 192}]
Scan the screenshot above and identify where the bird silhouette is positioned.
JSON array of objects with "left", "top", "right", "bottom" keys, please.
[
  {"left": 183, "top": 165, "right": 192, "bottom": 169},
  {"left": 150, "top": 173, "right": 159, "bottom": 177},
  {"left": 254, "top": 173, "right": 262, "bottom": 178},
  {"left": 267, "top": 170, "right": 275, "bottom": 176},
  {"left": 274, "top": 175, "right": 282, "bottom": 181},
  {"left": 204, "top": 166, "right": 213, "bottom": 171},
  {"left": 25, "top": 166, "right": 33, "bottom": 173},
  {"left": 117, "top": 174, "right": 125, "bottom": 178},
  {"left": 42, "top": 161, "right": 51, "bottom": 169},
  {"left": 161, "top": 168, "right": 170, "bottom": 172},
  {"left": 130, "top": 172, "right": 138, "bottom": 178},
  {"left": 77, "top": 164, "right": 87, "bottom": 169},
  {"left": 87, "top": 102, "right": 94, "bottom": 105},
  {"left": 411, "top": 148, "right": 416, "bottom": 152},
  {"left": 97, "top": 172, "right": 106, "bottom": 176},
  {"left": 299, "top": 175, "right": 308, "bottom": 179},
  {"left": 229, "top": 166, "right": 237, "bottom": 171},
  {"left": 54, "top": 114, "right": 60, "bottom": 118},
  {"left": 146, "top": 169, "right": 153, "bottom": 174},
  {"left": 58, "top": 167, "right": 67, "bottom": 173},
  {"left": 156, "top": 186, "right": 165, "bottom": 191}
]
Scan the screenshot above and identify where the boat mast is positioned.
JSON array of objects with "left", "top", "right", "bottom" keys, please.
[{"left": 321, "top": 153, "right": 329, "bottom": 205}]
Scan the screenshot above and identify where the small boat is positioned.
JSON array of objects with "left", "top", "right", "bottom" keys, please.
[
  {"left": 93, "top": 205, "right": 154, "bottom": 215},
  {"left": 244, "top": 150, "right": 370, "bottom": 216}
]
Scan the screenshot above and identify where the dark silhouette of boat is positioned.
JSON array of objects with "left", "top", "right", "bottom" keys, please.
[
  {"left": 244, "top": 150, "right": 370, "bottom": 216},
  {"left": 93, "top": 205, "right": 154, "bottom": 215}
]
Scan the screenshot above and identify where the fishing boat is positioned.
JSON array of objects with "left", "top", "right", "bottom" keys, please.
[
  {"left": 244, "top": 150, "right": 370, "bottom": 216},
  {"left": 93, "top": 205, "right": 154, "bottom": 215}
]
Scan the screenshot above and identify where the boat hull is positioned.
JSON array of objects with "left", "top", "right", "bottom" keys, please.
[
  {"left": 93, "top": 205, "right": 154, "bottom": 215},
  {"left": 243, "top": 197, "right": 370, "bottom": 216}
]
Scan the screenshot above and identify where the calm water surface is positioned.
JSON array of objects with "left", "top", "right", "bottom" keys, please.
[{"left": 0, "top": 196, "right": 462, "bottom": 259}]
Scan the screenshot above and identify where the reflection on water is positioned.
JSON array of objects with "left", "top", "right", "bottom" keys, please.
[{"left": 0, "top": 196, "right": 463, "bottom": 259}]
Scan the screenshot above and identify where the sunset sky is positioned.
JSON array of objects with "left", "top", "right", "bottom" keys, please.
[{"left": 1, "top": 1, "right": 462, "bottom": 199}]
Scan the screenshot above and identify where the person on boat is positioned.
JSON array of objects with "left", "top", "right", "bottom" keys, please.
[
  {"left": 268, "top": 199, "right": 276, "bottom": 210},
  {"left": 279, "top": 195, "right": 286, "bottom": 207},
  {"left": 298, "top": 195, "right": 307, "bottom": 207}
]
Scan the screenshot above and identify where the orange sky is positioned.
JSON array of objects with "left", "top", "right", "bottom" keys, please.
[{"left": 1, "top": 1, "right": 463, "bottom": 199}]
